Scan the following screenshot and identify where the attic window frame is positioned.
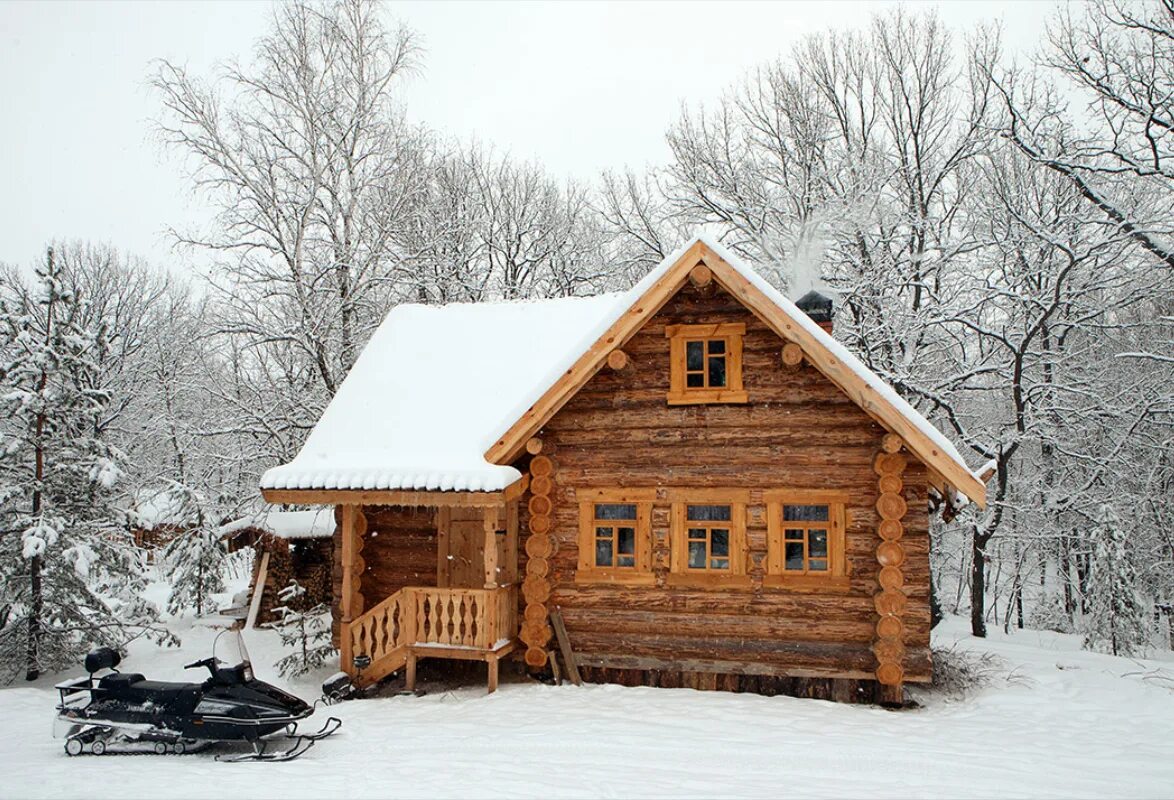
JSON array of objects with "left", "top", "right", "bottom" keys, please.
[{"left": 665, "top": 323, "right": 748, "bottom": 405}]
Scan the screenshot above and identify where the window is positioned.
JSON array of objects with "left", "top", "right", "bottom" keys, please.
[
  {"left": 765, "top": 491, "right": 849, "bottom": 590},
  {"left": 665, "top": 323, "right": 747, "bottom": 405},
  {"left": 576, "top": 489, "right": 654, "bottom": 585},
  {"left": 668, "top": 490, "right": 750, "bottom": 587}
]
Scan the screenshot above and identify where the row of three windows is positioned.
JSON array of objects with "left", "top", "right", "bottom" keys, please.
[{"left": 578, "top": 490, "right": 847, "bottom": 588}]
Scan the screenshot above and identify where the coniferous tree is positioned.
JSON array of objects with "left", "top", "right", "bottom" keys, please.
[
  {"left": 158, "top": 483, "right": 227, "bottom": 617},
  {"left": 1083, "top": 504, "right": 1150, "bottom": 657},
  {"left": 271, "top": 581, "right": 334, "bottom": 678},
  {"left": 0, "top": 248, "right": 167, "bottom": 682}
]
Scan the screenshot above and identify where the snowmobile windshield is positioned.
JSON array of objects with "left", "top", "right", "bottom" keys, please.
[{"left": 212, "top": 629, "right": 252, "bottom": 673}]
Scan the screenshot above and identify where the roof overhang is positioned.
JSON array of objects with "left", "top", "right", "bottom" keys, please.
[{"left": 260, "top": 475, "right": 529, "bottom": 508}]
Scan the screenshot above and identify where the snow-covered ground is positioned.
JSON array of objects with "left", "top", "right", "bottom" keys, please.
[{"left": 2, "top": 609, "right": 1172, "bottom": 799}]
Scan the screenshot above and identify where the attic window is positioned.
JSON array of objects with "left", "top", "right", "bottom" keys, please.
[{"left": 665, "top": 323, "right": 748, "bottom": 405}]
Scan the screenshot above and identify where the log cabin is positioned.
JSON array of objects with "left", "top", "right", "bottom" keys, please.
[{"left": 260, "top": 235, "right": 987, "bottom": 704}]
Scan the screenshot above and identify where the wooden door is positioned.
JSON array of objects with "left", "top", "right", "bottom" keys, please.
[{"left": 437, "top": 508, "right": 485, "bottom": 589}]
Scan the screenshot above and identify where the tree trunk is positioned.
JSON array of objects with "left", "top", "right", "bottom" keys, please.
[
  {"left": 970, "top": 529, "right": 988, "bottom": 638},
  {"left": 25, "top": 555, "right": 41, "bottom": 681}
]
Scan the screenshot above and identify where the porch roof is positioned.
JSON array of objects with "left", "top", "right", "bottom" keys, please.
[{"left": 260, "top": 290, "right": 619, "bottom": 495}]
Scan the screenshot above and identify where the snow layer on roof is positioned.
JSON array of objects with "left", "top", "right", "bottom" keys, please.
[
  {"left": 263, "top": 232, "right": 980, "bottom": 494},
  {"left": 129, "top": 487, "right": 195, "bottom": 529},
  {"left": 261, "top": 292, "right": 621, "bottom": 493},
  {"left": 218, "top": 509, "right": 336, "bottom": 540}
]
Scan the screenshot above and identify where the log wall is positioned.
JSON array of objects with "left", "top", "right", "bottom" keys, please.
[{"left": 519, "top": 282, "right": 932, "bottom": 698}]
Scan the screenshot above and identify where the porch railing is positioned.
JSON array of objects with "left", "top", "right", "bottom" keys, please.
[{"left": 345, "top": 585, "right": 518, "bottom": 685}]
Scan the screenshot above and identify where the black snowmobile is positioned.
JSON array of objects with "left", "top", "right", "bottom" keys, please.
[{"left": 54, "top": 629, "right": 341, "bottom": 762}]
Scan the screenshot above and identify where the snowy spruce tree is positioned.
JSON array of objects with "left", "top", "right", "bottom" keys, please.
[
  {"left": 0, "top": 248, "right": 166, "bottom": 682},
  {"left": 158, "top": 483, "right": 227, "bottom": 617},
  {"left": 272, "top": 581, "right": 334, "bottom": 678},
  {"left": 1082, "top": 504, "right": 1150, "bottom": 657}
]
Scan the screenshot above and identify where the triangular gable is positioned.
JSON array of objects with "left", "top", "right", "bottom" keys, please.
[{"left": 484, "top": 237, "right": 987, "bottom": 508}]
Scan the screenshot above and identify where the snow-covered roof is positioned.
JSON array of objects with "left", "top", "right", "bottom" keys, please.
[
  {"left": 218, "top": 509, "right": 336, "bottom": 541},
  {"left": 261, "top": 293, "right": 620, "bottom": 493},
  {"left": 128, "top": 487, "right": 196, "bottom": 530},
  {"left": 262, "top": 233, "right": 984, "bottom": 501}
]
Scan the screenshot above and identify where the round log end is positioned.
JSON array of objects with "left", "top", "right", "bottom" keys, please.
[
  {"left": 876, "top": 541, "right": 906, "bottom": 568},
  {"left": 876, "top": 492, "right": 908, "bottom": 521},
  {"left": 876, "top": 614, "right": 905, "bottom": 639},
  {"left": 528, "top": 494, "right": 553, "bottom": 517},
  {"left": 525, "top": 437, "right": 544, "bottom": 455},
  {"left": 878, "top": 565, "right": 905, "bottom": 591},
  {"left": 527, "top": 515, "right": 552, "bottom": 538},
  {"left": 873, "top": 452, "right": 909, "bottom": 477},
  {"left": 881, "top": 433, "right": 905, "bottom": 454},
  {"left": 530, "top": 475, "right": 553, "bottom": 497},
  {"left": 689, "top": 263, "right": 713, "bottom": 288},
  {"left": 871, "top": 637, "right": 906, "bottom": 662},
  {"left": 526, "top": 556, "right": 550, "bottom": 578},
  {"left": 530, "top": 455, "right": 555, "bottom": 478},
  {"left": 876, "top": 662, "right": 904, "bottom": 686},
  {"left": 524, "top": 647, "right": 548, "bottom": 669},
  {"left": 873, "top": 589, "right": 908, "bottom": 616},
  {"left": 607, "top": 349, "right": 629, "bottom": 370},
  {"left": 878, "top": 519, "right": 904, "bottom": 542},
  {"left": 781, "top": 342, "right": 803, "bottom": 368}
]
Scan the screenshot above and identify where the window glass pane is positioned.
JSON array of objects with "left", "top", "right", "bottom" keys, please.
[
  {"left": 688, "top": 504, "right": 732, "bottom": 522},
  {"left": 686, "top": 372, "right": 705, "bottom": 387},
  {"left": 617, "top": 527, "right": 636, "bottom": 555},
  {"left": 808, "top": 559, "right": 828, "bottom": 572},
  {"left": 784, "top": 504, "right": 829, "bottom": 522},
  {"left": 710, "top": 557, "right": 729, "bottom": 570},
  {"left": 809, "top": 530, "right": 828, "bottom": 559},
  {"left": 688, "top": 540, "right": 706, "bottom": 569},
  {"left": 711, "top": 528, "right": 729, "bottom": 557},
  {"left": 596, "top": 503, "right": 636, "bottom": 520},
  {"left": 686, "top": 340, "right": 704, "bottom": 370},
  {"left": 595, "top": 538, "right": 613, "bottom": 567},
  {"left": 784, "top": 542, "right": 804, "bottom": 571},
  {"left": 617, "top": 554, "right": 636, "bottom": 567},
  {"left": 708, "top": 354, "right": 727, "bottom": 387},
  {"left": 707, "top": 339, "right": 726, "bottom": 355},
  {"left": 687, "top": 527, "right": 707, "bottom": 540}
]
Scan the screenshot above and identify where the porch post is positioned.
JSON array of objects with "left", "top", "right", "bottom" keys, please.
[
  {"left": 340, "top": 504, "right": 356, "bottom": 672},
  {"left": 483, "top": 504, "right": 501, "bottom": 589}
]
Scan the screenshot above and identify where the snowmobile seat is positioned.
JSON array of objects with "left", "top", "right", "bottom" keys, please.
[{"left": 98, "top": 672, "right": 146, "bottom": 689}]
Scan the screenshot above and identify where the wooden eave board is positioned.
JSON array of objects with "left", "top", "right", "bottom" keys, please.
[{"left": 484, "top": 241, "right": 986, "bottom": 508}]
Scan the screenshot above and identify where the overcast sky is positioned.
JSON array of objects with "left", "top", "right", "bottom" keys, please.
[{"left": 0, "top": 0, "right": 1057, "bottom": 274}]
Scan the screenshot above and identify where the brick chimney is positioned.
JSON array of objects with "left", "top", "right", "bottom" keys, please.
[{"left": 796, "top": 289, "right": 834, "bottom": 335}]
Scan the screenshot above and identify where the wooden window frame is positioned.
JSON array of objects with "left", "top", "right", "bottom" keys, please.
[
  {"left": 665, "top": 323, "right": 748, "bottom": 405},
  {"left": 576, "top": 489, "right": 656, "bottom": 586},
  {"left": 667, "top": 489, "right": 751, "bottom": 589},
  {"left": 764, "top": 489, "right": 850, "bottom": 592}
]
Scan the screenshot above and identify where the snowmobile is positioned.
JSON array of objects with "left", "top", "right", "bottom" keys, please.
[{"left": 54, "top": 629, "right": 341, "bottom": 762}]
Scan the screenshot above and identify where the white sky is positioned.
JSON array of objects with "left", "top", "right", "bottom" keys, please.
[{"left": 0, "top": 0, "right": 1057, "bottom": 273}]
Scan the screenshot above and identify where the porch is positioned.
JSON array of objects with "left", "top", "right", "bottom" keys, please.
[
  {"left": 326, "top": 485, "right": 526, "bottom": 693},
  {"left": 345, "top": 585, "right": 518, "bottom": 691}
]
